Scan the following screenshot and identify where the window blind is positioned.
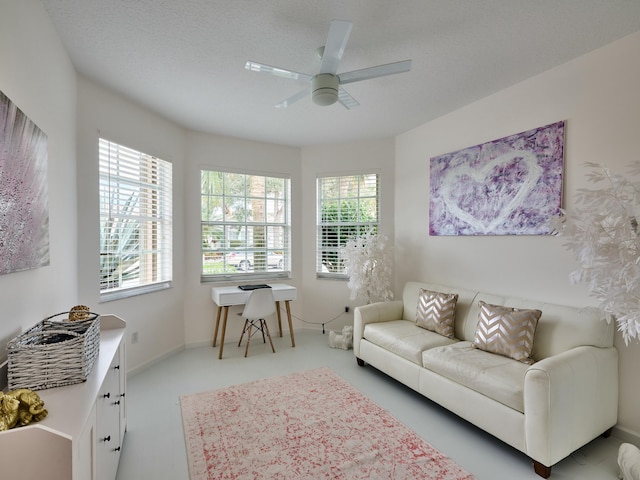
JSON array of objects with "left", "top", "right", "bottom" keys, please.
[
  {"left": 200, "top": 169, "right": 291, "bottom": 281},
  {"left": 99, "top": 138, "right": 172, "bottom": 298},
  {"left": 316, "top": 173, "right": 379, "bottom": 277}
]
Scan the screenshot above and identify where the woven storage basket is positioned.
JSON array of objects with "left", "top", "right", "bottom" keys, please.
[{"left": 7, "top": 312, "right": 100, "bottom": 391}]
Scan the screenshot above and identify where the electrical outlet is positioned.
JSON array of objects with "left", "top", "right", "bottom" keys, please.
[{"left": 345, "top": 306, "right": 349, "bottom": 313}]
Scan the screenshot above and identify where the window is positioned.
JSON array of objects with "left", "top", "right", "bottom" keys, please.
[
  {"left": 99, "top": 138, "right": 173, "bottom": 300},
  {"left": 317, "top": 173, "right": 379, "bottom": 277},
  {"left": 201, "top": 169, "right": 290, "bottom": 281}
]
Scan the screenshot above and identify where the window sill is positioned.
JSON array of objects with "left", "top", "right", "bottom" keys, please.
[
  {"left": 316, "top": 273, "right": 348, "bottom": 280},
  {"left": 99, "top": 281, "right": 172, "bottom": 303},
  {"left": 201, "top": 271, "right": 290, "bottom": 284}
]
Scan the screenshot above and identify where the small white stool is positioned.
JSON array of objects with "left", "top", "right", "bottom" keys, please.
[{"left": 618, "top": 443, "right": 640, "bottom": 480}]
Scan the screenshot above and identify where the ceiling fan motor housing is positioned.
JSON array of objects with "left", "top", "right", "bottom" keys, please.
[
  {"left": 312, "top": 74, "right": 339, "bottom": 106},
  {"left": 247, "top": 21, "right": 411, "bottom": 109}
]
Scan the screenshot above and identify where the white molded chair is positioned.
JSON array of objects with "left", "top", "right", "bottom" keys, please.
[{"left": 237, "top": 288, "right": 276, "bottom": 357}]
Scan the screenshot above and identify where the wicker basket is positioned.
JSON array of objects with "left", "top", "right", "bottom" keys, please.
[{"left": 7, "top": 312, "right": 101, "bottom": 391}]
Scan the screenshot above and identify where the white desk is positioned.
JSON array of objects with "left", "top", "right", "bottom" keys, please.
[{"left": 211, "top": 283, "right": 297, "bottom": 359}]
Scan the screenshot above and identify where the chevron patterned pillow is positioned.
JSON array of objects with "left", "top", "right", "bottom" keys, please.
[
  {"left": 416, "top": 289, "right": 458, "bottom": 339},
  {"left": 473, "top": 301, "right": 542, "bottom": 364}
]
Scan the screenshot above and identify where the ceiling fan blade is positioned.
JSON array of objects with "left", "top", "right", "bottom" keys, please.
[
  {"left": 319, "top": 20, "right": 352, "bottom": 75},
  {"left": 245, "top": 61, "right": 312, "bottom": 82},
  {"left": 275, "top": 88, "right": 310, "bottom": 109},
  {"left": 338, "top": 59, "right": 412, "bottom": 85},
  {"left": 338, "top": 87, "right": 359, "bottom": 110}
]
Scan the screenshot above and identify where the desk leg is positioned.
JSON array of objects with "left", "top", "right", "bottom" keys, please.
[
  {"left": 212, "top": 306, "right": 222, "bottom": 347},
  {"left": 285, "top": 300, "right": 295, "bottom": 348},
  {"left": 218, "top": 306, "right": 230, "bottom": 359},
  {"left": 275, "top": 301, "right": 283, "bottom": 337}
]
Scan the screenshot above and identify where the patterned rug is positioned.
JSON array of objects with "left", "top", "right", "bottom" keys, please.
[{"left": 180, "top": 367, "right": 476, "bottom": 480}]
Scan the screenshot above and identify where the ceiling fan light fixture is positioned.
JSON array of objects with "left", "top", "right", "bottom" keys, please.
[
  {"left": 312, "top": 74, "right": 339, "bottom": 106},
  {"left": 247, "top": 20, "right": 411, "bottom": 109}
]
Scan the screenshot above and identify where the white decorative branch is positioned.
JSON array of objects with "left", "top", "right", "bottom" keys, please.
[
  {"left": 340, "top": 232, "right": 393, "bottom": 304},
  {"left": 554, "top": 162, "right": 640, "bottom": 344}
]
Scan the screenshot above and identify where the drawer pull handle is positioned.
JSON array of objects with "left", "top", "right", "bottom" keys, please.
[
  {"left": 114, "top": 447, "right": 121, "bottom": 452},
  {"left": 103, "top": 435, "right": 111, "bottom": 442},
  {"left": 113, "top": 400, "right": 120, "bottom": 406},
  {"left": 103, "top": 393, "right": 110, "bottom": 399},
  {"left": 114, "top": 365, "right": 120, "bottom": 370}
]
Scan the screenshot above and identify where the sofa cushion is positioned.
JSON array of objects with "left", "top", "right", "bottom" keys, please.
[
  {"left": 401, "top": 282, "right": 478, "bottom": 340},
  {"left": 422, "top": 342, "right": 529, "bottom": 412},
  {"left": 473, "top": 301, "right": 541, "bottom": 364},
  {"left": 364, "top": 320, "right": 458, "bottom": 365},
  {"left": 416, "top": 289, "right": 458, "bottom": 339}
]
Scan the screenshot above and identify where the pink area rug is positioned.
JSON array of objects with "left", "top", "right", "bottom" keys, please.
[{"left": 180, "top": 367, "right": 476, "bottom": 480}]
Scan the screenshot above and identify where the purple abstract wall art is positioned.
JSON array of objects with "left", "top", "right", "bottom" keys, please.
[
  {"left": 429, "top": 121, "right": 564, "bottom": 236},
  {"left": 0, "top": 90, "right": 50, "bottom": 274}
]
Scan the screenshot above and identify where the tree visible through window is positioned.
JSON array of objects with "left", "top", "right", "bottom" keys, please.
[
  {"left": 99, "top": 138, "right": 173, "bottom": 299},
  {"left": 201, "top": 169, "right": 290, "bottom": 280},
  {"left": 317, "top": 173, "right": 379, "bottom": 276}
]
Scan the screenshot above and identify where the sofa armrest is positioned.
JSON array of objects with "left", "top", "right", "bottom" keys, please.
[
  {"left": 353, "top": 300, "right": 404, "bottom": 357},
  {"left": 524, "top": 345, "right": 618, "bottom": 467}
]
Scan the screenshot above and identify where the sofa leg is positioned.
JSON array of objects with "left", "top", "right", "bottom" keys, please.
[
  {"left": 532, "top": 460, "right": 551, "bottom": 478},
  {"left": 602, "top": 427, "right": 613, "bottom": 438},
  {"left": 356, "top": 357, "right": 365, "bottom": 367}
]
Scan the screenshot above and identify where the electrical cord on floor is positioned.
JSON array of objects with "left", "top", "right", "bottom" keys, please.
[{"left": 276, "top": 304, "right": 347, "bottom": 334}]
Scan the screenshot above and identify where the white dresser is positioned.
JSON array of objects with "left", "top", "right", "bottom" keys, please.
[{"left": 0, "top": 314, "right": 127, "bottom": 480}]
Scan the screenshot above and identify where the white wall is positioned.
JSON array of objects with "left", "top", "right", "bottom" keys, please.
[
  {"left": 395, "top": 31, "right": 640, "bottom": 440},
  {"left": 0, "top": 1, "right": 78, "bottom": 380},
  {"left": 76, "top": 77, "right": 187, "bottom": 373},
  {"left": 300, "top": 139, "right": 395, "bottom": 333},
  {"left": 182, "top": 137, "right": 396, "bottom": 348},
  {"left": 182, "top": 131, "right": 301, "bottom": 347}
]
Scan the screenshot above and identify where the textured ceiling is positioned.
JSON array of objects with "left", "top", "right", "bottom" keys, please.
[{"left": 41, "top": 0, "right": 640, "bottom": 147}]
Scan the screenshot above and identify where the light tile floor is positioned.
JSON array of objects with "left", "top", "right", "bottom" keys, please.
[{"left": 116, "top": 330, "right": 623, "bottom": 480}]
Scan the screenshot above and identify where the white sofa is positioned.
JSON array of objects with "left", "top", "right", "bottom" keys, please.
[{"left": 353, "top": 281, "right": 618, "bottom": 478}]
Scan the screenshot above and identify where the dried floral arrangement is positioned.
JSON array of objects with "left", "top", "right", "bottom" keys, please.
[
  {"left": 554, "top": 162, "right": 640, "bottom": 344},
  {"left": 340, "top": 232, "right": 393, "bottom": 304}
]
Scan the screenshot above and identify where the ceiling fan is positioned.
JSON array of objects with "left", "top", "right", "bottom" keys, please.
[{"left": 245, "top": 20, "right": 412, "bottom": 109}]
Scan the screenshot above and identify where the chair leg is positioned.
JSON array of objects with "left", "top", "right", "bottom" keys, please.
[
  {"left": 262, "top": 319, "right": 275, "bottom": 353},
  {"left": 244, "top": 323, "right": 252, "bottom": 357},
  {"left": 238, "top": 319, "right": 249, "bottom": 347}
]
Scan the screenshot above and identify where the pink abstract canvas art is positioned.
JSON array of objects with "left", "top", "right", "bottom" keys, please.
[
  {"left": 429, "top": 121, "right": 564, "bottom": 235},
  {"left": 0, "top": 91, "right": 49, "bottom": 274}
]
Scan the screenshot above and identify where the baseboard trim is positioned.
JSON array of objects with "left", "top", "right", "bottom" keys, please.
[
  {"left": 185, "top": 340, "right": 212, "bottom": 349},
  {"left": 127, "top": 344, "right": 185, "bottom": 378},
  {"left": 184, "top": 327, "right": 322, "bottom": 351},
  {"left": 613, "top": 425, "right": 640, "bottom": 445}
]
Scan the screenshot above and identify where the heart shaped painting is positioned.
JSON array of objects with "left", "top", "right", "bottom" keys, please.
[{"left": 429, "top": 121, "right": 564, "bottom": 235}]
